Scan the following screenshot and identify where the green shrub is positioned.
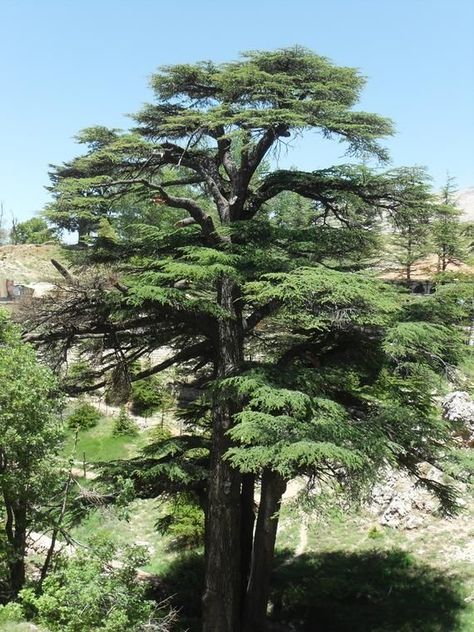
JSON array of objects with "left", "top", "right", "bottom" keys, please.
[
  {"left": 0, "top": 602, "right": 24, "bottom": 624},
  {"left": 131, "top": 377, "right": 164, "bottom": 417},
  {"left": 20, "top": 539, "right": 176, "bottom": 631},
  {"left": 367, "top": 525, "right": 384, "bottom": 539},
  {"left": 112, "top": 407, "right": 138, "bottom": 436},
  {"left": 147, "top": 424, "right": 173, "bottom": 444},
  {"left": 67, "top": 402, "right": 103, "bottom": 430}
]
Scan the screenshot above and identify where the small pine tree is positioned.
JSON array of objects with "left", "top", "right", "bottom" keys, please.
[
  {"left": 432, "top": 176, "right": 465, "bottom": 272},
  {"left": 113, "top": 406, "right": 138, "bottom": 436},
  {"left": 67, "top": 401, "right": 102, "bottom": 430}
]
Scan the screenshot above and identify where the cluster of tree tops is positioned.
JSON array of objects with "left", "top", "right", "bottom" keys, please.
[
  {"left": 3, "top": 47, "right": 474, "bottom": 631},
  {"left": 0, "top": 204, "right": 57, "bottom": 245}
]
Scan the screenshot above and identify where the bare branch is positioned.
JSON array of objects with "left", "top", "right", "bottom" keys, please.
[
  {"left": 51, "top": 259, "right": 75, "bottom": 282},
  {"left": 67, "top": 341, "right": 212, "bottom": 394}
]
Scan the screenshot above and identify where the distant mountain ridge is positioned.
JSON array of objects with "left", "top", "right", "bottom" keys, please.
[{"left": 457, "top": 187, "right": 474, "bottom": 222}]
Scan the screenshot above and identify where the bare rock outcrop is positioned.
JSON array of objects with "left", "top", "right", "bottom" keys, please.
[
  {"left": 368, "top": 465, "right": 441, "bottom": 529},
  {"left": 442, "top": 391, "right": 474, "bottom": 445}
]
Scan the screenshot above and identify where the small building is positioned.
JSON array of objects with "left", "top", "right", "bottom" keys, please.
[{"left": 0, "top": 279, "right": 42, "bottom": 302}]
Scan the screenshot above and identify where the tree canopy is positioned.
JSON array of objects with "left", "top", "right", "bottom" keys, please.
[{"left": 26, "top": 47, "right": 473, "bottom": 632}]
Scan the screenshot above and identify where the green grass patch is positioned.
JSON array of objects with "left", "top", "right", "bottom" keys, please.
[
  {"left": 0, "top": 625, "right": 47, "bottom": 631},
  {"left": 63, "top": 416, "right": 145, "bottom": 463}
]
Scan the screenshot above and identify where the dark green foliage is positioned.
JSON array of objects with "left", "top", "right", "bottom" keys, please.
[
  {"left": 141, "top": 48, "right": 393, "bottom": 157},
  {"left": 386, "top": 168, "right": 433, "bottom": 280},
  {"left": 67, "top": 402, "right": 103, "bottom": 430},
  {"left": 432, "top": 176, "right": 466, "bottom": 272},
  {"left": 102, "top": 432, "right": 209, "bottom": 502},
  {"left": 131, "top": 377, "right": 166, "bottom": 417},
  {"left": 402, "top": 278, "right": 474, "bottom": 326},
  {"left": 147, "top": 424, "right": 173, "bottom": 444},
  {"left": 113, "top": 406, "right": 139, "bottom": 436},
  {"left": 156, "top": 493, "right": 205, "bottom": 549}
]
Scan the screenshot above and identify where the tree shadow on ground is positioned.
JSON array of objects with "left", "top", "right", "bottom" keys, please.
[
  {"left": 157, "top": 548, "right": 465, "bottom": 632},
  {"left": 269, "top": 548, "right": 465, "bottom": 632}
]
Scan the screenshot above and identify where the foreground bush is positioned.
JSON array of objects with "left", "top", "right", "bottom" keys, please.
[{"left": 21, "top": 539, "right": 176, "bottom": 631}]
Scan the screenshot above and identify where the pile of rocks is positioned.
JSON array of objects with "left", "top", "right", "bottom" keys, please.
[{"left": 368, "top": 465, "right": 441, "bottom": 530}]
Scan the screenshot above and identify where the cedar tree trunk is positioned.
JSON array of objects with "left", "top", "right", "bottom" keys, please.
[
  {"left": 202, "top": 276, "right": 244, "bottom": 632},
  {"left": 243, "top": 469, "right": 287, "bottom": 632}
]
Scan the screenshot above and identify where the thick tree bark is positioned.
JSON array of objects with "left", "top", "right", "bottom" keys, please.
[
  {"left": 202, "top": 276, "right": 244, "bottom": 632},
  {"left": 242, "top": 469, "right": 287, "bottom": 632},
  {"left": 240, "top": 473, "right": 256, "bottom": 606},
  {"left": 77, "top": 219, "right": 91, "bottom": 246}
]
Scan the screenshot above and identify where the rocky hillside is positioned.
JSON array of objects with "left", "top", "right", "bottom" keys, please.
[{"left": 0, "top": 243, "right": 64, "bottom": 284}]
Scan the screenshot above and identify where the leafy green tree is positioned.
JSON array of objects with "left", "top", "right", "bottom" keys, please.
[
  {"left": 29, "top": 48, "right": 468, "bottom": 632},
  {"left": 44, "top": 127, "right": 121, "bottom": 244},
  {"left": 0, "top": 311, "right": 63, "bottom": 597},
  {"left": 10, "top": 217, "right": 57, "bottom": 245}
]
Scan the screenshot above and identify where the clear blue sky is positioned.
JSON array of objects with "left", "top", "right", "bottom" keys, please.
[{"left": 0, "top": 0, "right": 473, "bottom": 221}]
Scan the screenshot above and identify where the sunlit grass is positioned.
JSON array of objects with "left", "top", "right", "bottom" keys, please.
[{"left": 62, "top": 416, "right": 146, "bottom": 463}]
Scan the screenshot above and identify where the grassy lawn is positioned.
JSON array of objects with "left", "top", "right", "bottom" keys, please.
[
  {"left": 62, "top": 416, "right": 147, "bottom": 464},
  {"left": 70, "top": 499, "right": 177, "bottom": 576}
]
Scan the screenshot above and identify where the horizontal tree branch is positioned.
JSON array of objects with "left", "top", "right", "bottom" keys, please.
[
  {"left": 67, "top": 341, "right": 212, "bottom": 394},
  {"left": 244, "top": 299, "right": 280, "bottom": 332}
]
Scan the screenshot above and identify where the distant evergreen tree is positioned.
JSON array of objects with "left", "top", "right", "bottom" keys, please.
[
  {"left": 113, "top": 406, "right": 138, "bottom": 436},
  {"left": 432, "top": 175, "right": 466, "bottom": 271},
  {"left": 386, "top": 168, "right": 433, "bottom": 281},
  {"left": 28, "top": 48, "right": 472, "bottom": 632}
]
